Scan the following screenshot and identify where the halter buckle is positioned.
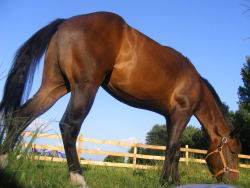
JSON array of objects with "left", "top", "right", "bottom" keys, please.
[
  {"left": 222, "top": 137, "right": 228, "bottom": 144},
  {"left": 223, "top": 167, "right": 229, "bottom": 173}
]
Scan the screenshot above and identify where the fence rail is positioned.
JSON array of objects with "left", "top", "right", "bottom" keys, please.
[{"left": 22, "top": 132, "right": 250, "bottom": 169}]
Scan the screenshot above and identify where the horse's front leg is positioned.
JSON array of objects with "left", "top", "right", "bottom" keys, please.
[
  {"left": 160, "top": 144, "right": 181, "bottom": 185},
  {"left": 160, "top": 110, "right": 192, "bottom": 185}
]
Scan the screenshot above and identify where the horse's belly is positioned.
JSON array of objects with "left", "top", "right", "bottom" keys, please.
[{"left": 102, "top": 69, "right": 169, "bottom": 115}]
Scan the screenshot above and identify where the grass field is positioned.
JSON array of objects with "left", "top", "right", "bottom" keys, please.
[{"left": 1, "top": 153, "right": 250, "bottom": 188}]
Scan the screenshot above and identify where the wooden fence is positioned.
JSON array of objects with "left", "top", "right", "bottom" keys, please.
[{"left": 22, "top": 132, "right": 250, "bottom": 170}]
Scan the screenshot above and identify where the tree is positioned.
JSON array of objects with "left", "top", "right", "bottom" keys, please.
[
  {"left": 128, "top": 124, "right": 167, "bottom": 164},
  {"left": 103, "top": 155, "right": 124, "bottom": 163},
  {"left": 229, "top": 57, "right": 250, "bottom": 155},
  {"left": 230, "top": 107, "right": 250, "bottom": 154},
  {"left": 238, "top": 57, "right": 250, "bottom": 112},
  {"left": 145, "top": 124, "right": 167, "bottom": 146},
  {"left": 179, "top": 126, "right": 209, "bottom": 149},
  {"left": 144, "top": 124, "right": 209, "bottom": 149},
  {"left": 144, "top": 124, "right": 209, "bottom": 148},
  {"left": 128, "top": 124, "right": 209, "bottom": 164}
]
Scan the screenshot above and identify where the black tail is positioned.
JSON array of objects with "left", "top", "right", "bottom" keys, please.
[{"left": 0, "top": 18, "right": 66, "bottom": 117}]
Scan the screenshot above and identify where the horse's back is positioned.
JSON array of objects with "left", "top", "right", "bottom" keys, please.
[
  {"left": 104, "top": 23, "right": 201, "bottom": 114},
  {"left": 53, "top": 12, "right": 125, "bottom": 86},
  {"left": 49, "top": 11, "right": 202, "bottom": 115}
]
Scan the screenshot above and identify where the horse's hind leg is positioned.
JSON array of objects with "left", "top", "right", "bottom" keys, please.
[
  {"left": 2, "top": 83, "right": 67, "bottom": 153},
  {"left": 2, "top": 42, "right": 68, "bottom": 153},
  {"left": 59, "top": 83, "right": 99, "bottom": 186}
]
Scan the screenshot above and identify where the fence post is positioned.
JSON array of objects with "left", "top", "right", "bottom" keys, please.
[
  {"left": 133, "top": 143, "right": 137, "bottom": 167},
  {"left": 185, "top": 145, "right": 189, "bottom": 165},
  {"left": 78, "top": 134, "right": 83, "bottom": 160}
]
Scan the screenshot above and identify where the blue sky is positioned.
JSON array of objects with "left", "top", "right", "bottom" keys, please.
[{"left": 0, "top": 1, "right": 249, "bottom": 159}]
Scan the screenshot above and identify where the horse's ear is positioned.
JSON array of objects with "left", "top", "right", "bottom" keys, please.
[{"left": 230, "top": 127, "right": 240, "bottom": 138}]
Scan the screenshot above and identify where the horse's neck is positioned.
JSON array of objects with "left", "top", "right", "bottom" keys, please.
[{"left": 194, "top": 83, "right": 231, "bottom": 143}]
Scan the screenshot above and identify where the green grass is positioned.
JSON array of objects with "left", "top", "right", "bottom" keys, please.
[
  {"left": 1, "top": 155, "right": 250, "bottom": 188},
  {"left": 1, "top": 154, "right": 75, "bottom": 188}
]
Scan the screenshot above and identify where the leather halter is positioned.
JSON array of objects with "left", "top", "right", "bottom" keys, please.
[{"left": 205, "top": 137, "right": 239, "bottom": 178}]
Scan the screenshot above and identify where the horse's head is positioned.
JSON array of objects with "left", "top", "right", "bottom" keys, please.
[{"left": 205, "top": 128, "right": 241, "bottom": 182}]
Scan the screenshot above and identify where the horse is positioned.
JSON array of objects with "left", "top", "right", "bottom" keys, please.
[{"left": 0, "top": 12, "right": 241, "bottom": 186}]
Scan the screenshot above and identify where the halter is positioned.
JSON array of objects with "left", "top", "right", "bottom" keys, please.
[{"left": 205, "top": 137, "right": 239, "bottom": 178}]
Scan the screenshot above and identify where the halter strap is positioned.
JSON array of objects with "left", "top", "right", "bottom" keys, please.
[{"left": 205, "top": 137, "right": 239, "bottom": 178}]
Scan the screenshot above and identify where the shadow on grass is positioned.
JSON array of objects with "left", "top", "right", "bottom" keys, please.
[{"left": 0, "top": 169, "right": 24, "bottom": 188}]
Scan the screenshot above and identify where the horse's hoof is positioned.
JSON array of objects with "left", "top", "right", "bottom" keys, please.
[
  {"left": 70, "top": 172, "right": 87, "bottom": 187},
  {"left": 0, "top": 154, "right": 8, "bottom": 169},
  {"left": 159, "top": 177, "right": 167, "bottom": 186}
]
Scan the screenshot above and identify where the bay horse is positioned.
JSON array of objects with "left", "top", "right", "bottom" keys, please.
[{"left": 0, "top": 12, "right": 240, "bottom": 186}]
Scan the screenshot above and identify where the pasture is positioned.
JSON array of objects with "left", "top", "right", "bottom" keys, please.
[{"left": 1, "top": 153, "right": 250, "bottom": 188}]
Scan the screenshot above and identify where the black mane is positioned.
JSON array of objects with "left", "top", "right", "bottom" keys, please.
[{"left": 201, "top": 77, "right": 233, "bottom": 129}]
